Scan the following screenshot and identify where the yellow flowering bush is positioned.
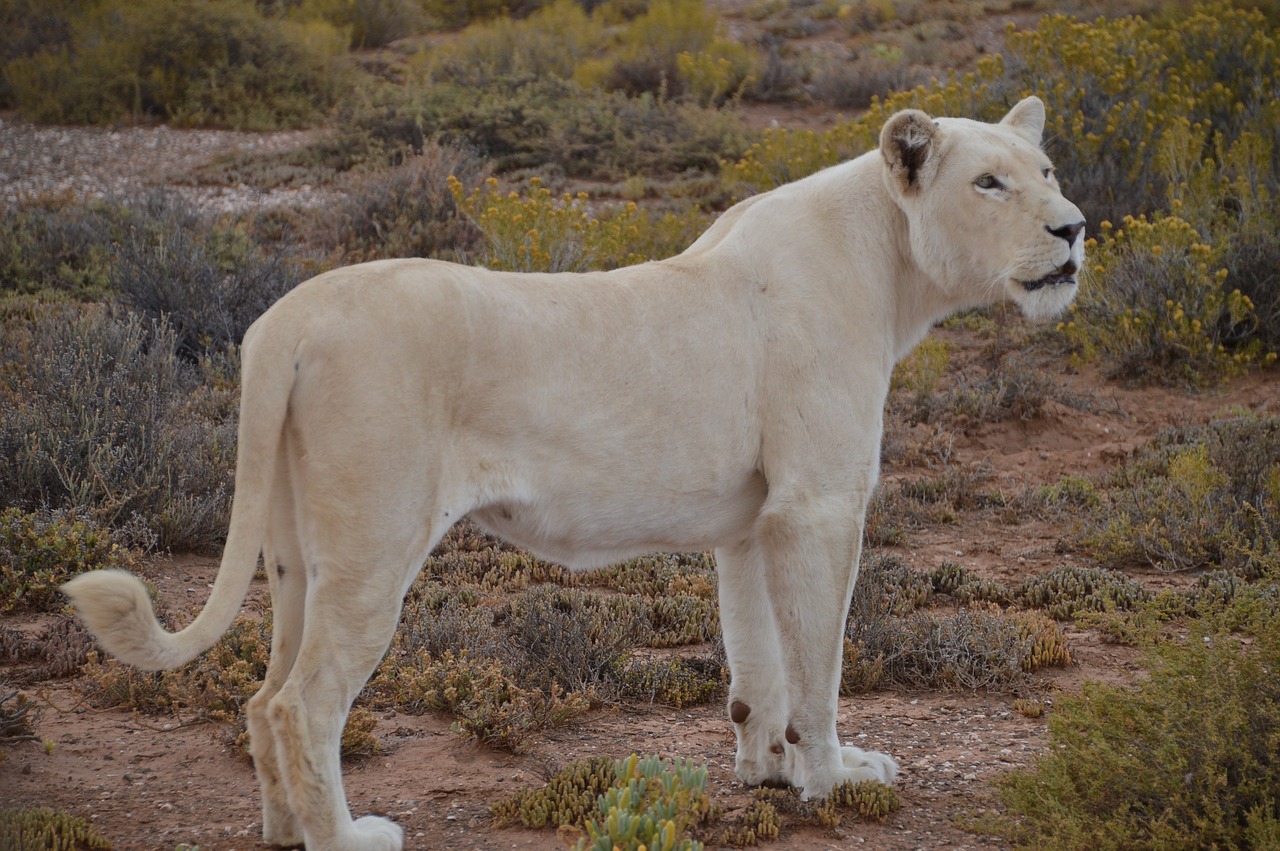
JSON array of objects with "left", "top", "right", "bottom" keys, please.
[
  {"left": 1059, "top": 214, "right": 1274, "bottom": 383},
  {"left": 450, "top": 176, "right": 707, "bottom": 272}
]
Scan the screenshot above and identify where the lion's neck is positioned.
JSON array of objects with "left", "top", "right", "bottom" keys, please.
[{"left": 828, "top": 157, "right": 973, "bottom": 365}]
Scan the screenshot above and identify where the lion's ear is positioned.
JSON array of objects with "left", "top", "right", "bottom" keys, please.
[
  {"left": 1000, "top": 96, "right": 1045, "bottom": 146},
  {"left": 880, "top": 109, "right": 939, "bottom": 193}
]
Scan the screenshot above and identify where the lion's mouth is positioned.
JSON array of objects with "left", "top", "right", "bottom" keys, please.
[{"left": 1021, "top": 265, "right": 1078, "bottom": 292}]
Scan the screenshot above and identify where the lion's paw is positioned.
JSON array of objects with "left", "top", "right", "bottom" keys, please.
[
  {"left": 797, "top": 748, "right": 898, "bottom": 801},
  {"left": 341, "top": 815, "right": 404, "bottom": 851},
  {"left": 261, "top": 807, "right": 302, "bottom": 848},
  {"left": 840, "top": 745, "right": 898, "bottom": 784},
  {"left": 733, "top": 751, "right": 788, "bottom": 788},
  {"left": 262, "top": 824, "right": 303, "bottom": 849}
]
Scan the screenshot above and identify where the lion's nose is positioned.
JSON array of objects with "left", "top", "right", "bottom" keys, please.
[{"left": 1047, "top": 220, "right": 1085, "bottom": 246}]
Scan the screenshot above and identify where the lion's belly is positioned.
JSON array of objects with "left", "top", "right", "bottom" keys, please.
[{"left": 469, "top": 467, "right": 767, "bottom": 571}]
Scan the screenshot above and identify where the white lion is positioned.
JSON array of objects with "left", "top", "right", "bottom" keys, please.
[{"left": 64, "top": 97, "right": 1084, "bottom": 850}]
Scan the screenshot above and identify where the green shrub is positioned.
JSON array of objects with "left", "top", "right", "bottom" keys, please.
[
  {"left": 813, "top": 779, "right": 900, "bottom": 827},
  {"left": 296, "top": 0, "right": 426, "bottom": 47},
  {"left": 369, "top": 648, "right": 591, "bottom": 751},
  {"left": 3, "top": 0, "right": 351, "bottom": 129},
  {"left": 0, "top": 196, "right": 116, "bottom": 300},
  {"left": 725, "top": 3, "right": 1280, "bottom": 384},
  {"left": 423, "top": 0, "right": 547, "bottom": 29},
  {"left": 729, "top": 3, "right": 1279, "bottom": 219},
  {"left": 0, "top": 0, "right": 79, "bottom": 108},
  {"left": 0, "top": 508, "right": 139, "bottom": 613},
  {"left": 81, "top": 613, "right": 272, "bottom": 722},
  {"left": 1016, "top": 565, "right": 1151, "bottom": 621},
  {"left": 425, "top": 0, "right": 606, "bottom": 85},
  {"left": 616, "top": 655, "right": 724, "bottom": 707},
  {"left": 1081, "top": 414, "right": 1280, "bottom": 576},
  {"left": 492, "top": 756, "right": 620, "bottom": 829},
  {"left": 0, "top": 807, "right": 111, "bottom": 851},
  {"left": 1059, "top": 214, "right": 1274, "bottom": 384},
  {"left": 576, "top": 0, "right": 760, "bottom": 104},
  {"left": 889, "top": 337, "right": 950, "bottom": 399},
  {"left": 929, "top": 562, "right": 1013, "bottom": 607},
  {"left": 426, "top": 0, "right": 760, "bottom": 106},
  {"left": 1031, "top": 474, "right": 1101, "bottom": 513},
  {"left": 82, "top": 611, "right": 384, "bottom": 757},
  {"left": 335, "top": 74, "right": 752, "bottom": 182},
  {"left": 718, "top": 792, "right": 781, "bottom": 846},
  {"left": 987, "top": 615, "right": 1280, "bottom": 849},
  {"left": 578, "top": 754, "right": 714, "bottom": 851}
]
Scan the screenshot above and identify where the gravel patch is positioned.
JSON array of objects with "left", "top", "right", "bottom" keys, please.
[{"left": 0, "top": 113, "right": 327, "bottom": 213}]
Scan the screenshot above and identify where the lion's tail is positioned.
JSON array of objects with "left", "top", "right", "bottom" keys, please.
[{"left": 63, "top": 315, "right": 294, "bottom": 671}]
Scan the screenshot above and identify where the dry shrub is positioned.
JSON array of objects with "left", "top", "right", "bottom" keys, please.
[
  {"left": 844, "top": 552, "right": 1071, "bottom": 693},
  {"left": 0, "top": 307, "right": 237, "bottom": 552},
  {"left": 0, "top": 688, "right": 38, "bottom": 744},
  {"left": 0, "top": 615, "right": 96, "bottom": 682},
  {"left": 320, "top": 141, "right": 488, "bottom": 263},
  {"left": 808, "top": 45, "right": 924, "bottom": 110},
  {"left": 107, "top": 191, "right": 308, "bottom": 362}
]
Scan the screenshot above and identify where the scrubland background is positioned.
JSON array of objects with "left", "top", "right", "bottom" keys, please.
[{"left": 1, "top": 1, "right": 1279, "bottom": 848}]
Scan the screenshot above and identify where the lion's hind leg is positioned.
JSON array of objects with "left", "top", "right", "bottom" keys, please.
[
  {"left": 245, "top": 451, "right": 308, "bottom": 847},
  {"left": 263, "top": 490, "right": 449, "bottom": 851},
  {"left": 265, "top": 552, "right": 411, "bottom": 851}
]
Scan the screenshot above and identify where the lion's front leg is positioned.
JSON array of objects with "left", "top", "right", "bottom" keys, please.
[{"left": 752, "top": 500, "right": 898, "bottom": 800}]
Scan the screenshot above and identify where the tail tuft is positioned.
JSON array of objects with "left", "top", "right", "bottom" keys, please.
[{"left": 62, "top": 570, "right": 194, "bottom": 671}]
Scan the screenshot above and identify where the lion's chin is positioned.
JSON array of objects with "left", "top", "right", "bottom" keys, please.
[{"left": 1011, "top": 277, "right": 1078, "bottom": 321}]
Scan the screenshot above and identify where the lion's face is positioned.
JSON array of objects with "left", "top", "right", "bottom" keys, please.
[{"left": 880, "top": 97, "right": 1085, "bottom": 321}]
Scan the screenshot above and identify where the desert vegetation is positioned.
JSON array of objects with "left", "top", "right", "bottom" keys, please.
[{"left": 2, "top": 0, "right": 1279, "bottom": 848}]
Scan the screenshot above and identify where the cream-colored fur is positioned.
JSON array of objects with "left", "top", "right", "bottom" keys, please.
[{"left": 63, "top": 97, "right": 1084, "bottom": 850}]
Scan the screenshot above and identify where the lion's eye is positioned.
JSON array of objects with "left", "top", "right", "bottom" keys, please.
[
  {"left": 1043, "top": 167, "right": 1055, "bottom": 180},
  {"left": 975, "top": 174, "right": 1003, "bottom": 191}
]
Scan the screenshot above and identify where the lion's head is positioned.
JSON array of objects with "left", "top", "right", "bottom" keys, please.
[{"left": 880, "top": 96, "right": 1085, "bottom": 321}]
